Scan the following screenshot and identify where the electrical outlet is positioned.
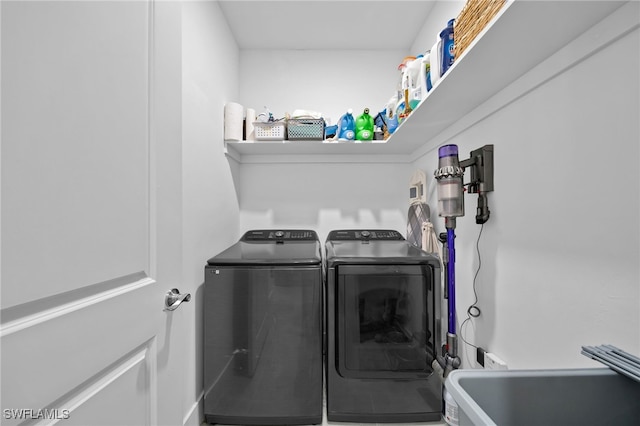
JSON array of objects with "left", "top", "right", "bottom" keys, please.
[
  {"left": 476, "top": 347, "right": 486, "bottom": 367},
  {"left": 484, "top": 352, "right": 508, "bottom": 370}
]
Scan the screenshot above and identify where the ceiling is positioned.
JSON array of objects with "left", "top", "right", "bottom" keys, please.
[{"left": 218, "top": 0, "right": 437, "bottom": 50}]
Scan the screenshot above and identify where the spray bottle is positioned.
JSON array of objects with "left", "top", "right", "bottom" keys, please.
[
  {"left": 355, "top": 108, "right": 374, "bottom": 141},
  {"left": 337, "top": 109, "right": 355, "bottom": 141}
]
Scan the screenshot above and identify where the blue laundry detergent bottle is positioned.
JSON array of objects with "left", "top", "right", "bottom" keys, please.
[
  {"left": 440, "top": 19, "right": 455, "bottom": 76},
  {"left": 384, "top": 95, "right": 399, "bottom": 134},
  {"left": 338, "top": 109, "right": 355, "bottom": 141}
]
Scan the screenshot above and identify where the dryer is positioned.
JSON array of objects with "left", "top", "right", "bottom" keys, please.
[
  {"left": 325, "top": 229, "right": 442, "bottom": 423},
  {"left": 204, "top": 230, "right": 323, "bottom": 425}
]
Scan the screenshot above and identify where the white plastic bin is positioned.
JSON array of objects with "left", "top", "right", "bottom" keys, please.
[{"left": 445, "top": 368, "right": 640, "bottom": 425}]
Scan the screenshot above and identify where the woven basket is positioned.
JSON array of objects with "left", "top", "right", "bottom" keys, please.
[{"left": 454, "top": 0, "right": 506, "bottom": 59}]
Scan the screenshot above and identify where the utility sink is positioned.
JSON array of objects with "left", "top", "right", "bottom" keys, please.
[{"left": 445, "top": 368, "right": 640, "bottom": 425}]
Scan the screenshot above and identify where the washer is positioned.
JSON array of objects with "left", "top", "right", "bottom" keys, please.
[
  {"left": 325, "top": 229, "right": 442, "bottom": 423},
  {"left": 204, "top": 230, "right": 323, "bottom": 425}
]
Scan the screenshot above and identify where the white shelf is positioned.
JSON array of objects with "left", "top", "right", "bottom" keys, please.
[
  {"left": 226, "top": 139, "right": 390, "bottom": 155},
  {"left": 225, "top": 0, "right": 627, "bottom": 164},
  {"left": 223, "top": 139, "right": 411, "bottom": 163}
]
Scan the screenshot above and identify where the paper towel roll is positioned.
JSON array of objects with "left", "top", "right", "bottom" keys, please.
[
  {"left": 245, "top": 108, "right": 256, "bottom": 141},
  {"left": 224, "top": 102, "right": 244, "bottom": 141}
]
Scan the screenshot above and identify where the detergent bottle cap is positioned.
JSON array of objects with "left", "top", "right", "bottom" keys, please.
[
  {"left": 364, "top": 108, "right": 370, "bottom": 114},
  {"left": 347, "top": 108, "right": 353, "bottom": 115}
]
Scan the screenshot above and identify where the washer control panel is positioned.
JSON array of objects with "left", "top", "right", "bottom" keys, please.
[
  {"left": 242, "top": 229, "right": 318, "bottom": 241},
  {"left": 327, "top": 230, "right": 404, "bottom": 241}
]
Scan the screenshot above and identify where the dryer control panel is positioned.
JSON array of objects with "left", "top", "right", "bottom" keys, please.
[
  {"left": 327, "top": 230, "right": 404, "bottom": 241},
  {"left": 241, "top": 229, "right": 318, "bottom": 241}
]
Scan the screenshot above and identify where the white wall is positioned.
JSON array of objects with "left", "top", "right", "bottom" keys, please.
[
  {"left": 181, "top": 2, "right": 240, "bottom": 424},
  {"left": 232, "top": 2, "right": 470, "bottom": 238},
  {"left": 409, "top": 0, "right": 465, "bottom": 55},
  {"left": 239, "top": 49, "right": 405, "bottom": 125},
  {"left": 237, "top": 48, "right": 412, "bottom": 237},
  {"left": 412, "top": 22, "right": 640, "bottom": 369},
  {"left": 232, "top": 1, "right": 466, "bottom": 241},
  {"left": 238, "top": 162, "right": 408, "bottom": 243}
]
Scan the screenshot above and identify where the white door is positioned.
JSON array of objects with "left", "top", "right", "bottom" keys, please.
[{"left": 1, "top": 1, "right": 186, "bottom": 425}]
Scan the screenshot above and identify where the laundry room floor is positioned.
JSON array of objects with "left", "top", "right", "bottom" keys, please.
[
  {"left": 207, "top": 404, "right": 448, "bottom": 425},
  {"left": 207, "top": 387, "right": 447, "bottom": 426}
]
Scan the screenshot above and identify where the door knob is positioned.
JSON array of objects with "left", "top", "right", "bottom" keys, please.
[{"left": 164, "top": 288, "right": 191, "bottom": 311}]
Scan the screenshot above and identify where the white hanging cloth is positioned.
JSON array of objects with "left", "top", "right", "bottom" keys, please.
[{"left": 422, "top": 221, "right": 442, "bottom": 260}]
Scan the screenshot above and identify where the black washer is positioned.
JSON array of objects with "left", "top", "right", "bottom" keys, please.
[{"left": 204, "top": 230, "right": 323, "bottom": 425}]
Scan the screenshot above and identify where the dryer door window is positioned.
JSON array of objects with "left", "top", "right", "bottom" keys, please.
[{"left": 336, "top": 264, "right": 436, "bottom": 379}]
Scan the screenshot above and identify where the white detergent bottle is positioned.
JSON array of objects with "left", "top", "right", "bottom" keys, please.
[
  {"left": 407, "top": 54, "right": 429, "bottom": 107},
  {"left": 430, "top": 37, "right": 442, "bottom": 87},
  {"left": 443, "top": 387, "right": 459, "bottom": 426}
]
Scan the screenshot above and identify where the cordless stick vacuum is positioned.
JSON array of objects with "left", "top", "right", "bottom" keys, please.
[
  {"left": 434, "top": 145, "right": 465, "bottom": 376},
  {"left": 433, "top": 144, "right": 494, "bottom": 378}
]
